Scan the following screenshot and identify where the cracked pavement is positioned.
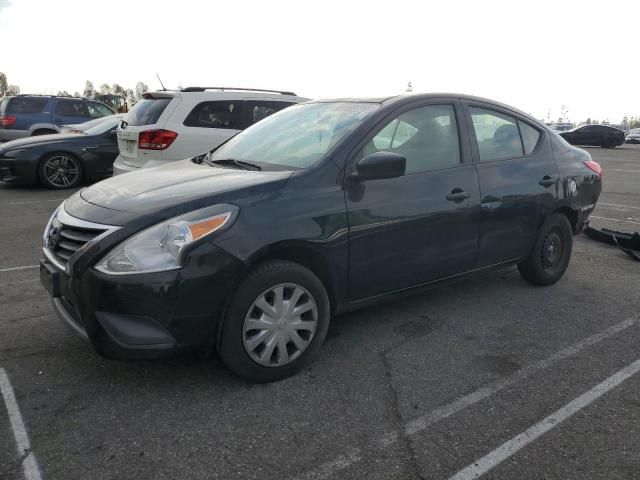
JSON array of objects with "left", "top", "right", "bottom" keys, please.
[{"left": 1, "top": 145, "right": 640, "bottom": 480}]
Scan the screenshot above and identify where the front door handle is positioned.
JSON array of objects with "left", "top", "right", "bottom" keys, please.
[
  {"left": 446, "top": 189, "right": 471, "bottom": 202},
  {"left": 539, "top": 176, "right": 556, "bottom": 187}
]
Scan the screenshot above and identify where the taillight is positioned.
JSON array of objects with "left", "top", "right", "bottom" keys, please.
[
  {"left": 584, "top": 160, "right": 602, "bottom": 177},
  {"left": 138, "top": 130, "right": 178, "bottom": 150},
  {"left": 0, "top": 115, "right": 16, "bottom": 127}
]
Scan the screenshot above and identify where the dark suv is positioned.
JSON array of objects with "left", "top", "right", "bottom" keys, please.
[
  {"left": 40, "top": 94, "right": 602, "bottom": 382},
  {"left": 0, "top": 95, "right": 114, "bottom": 142}
]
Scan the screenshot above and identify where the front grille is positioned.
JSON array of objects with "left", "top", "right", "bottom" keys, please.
[{"left": 47, "top": 218, "right": 106, "bottom": 269}]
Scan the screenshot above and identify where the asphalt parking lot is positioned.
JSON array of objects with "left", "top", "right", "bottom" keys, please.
[{"left": 1, "top": 146, "right": 639, "bottom": 480}]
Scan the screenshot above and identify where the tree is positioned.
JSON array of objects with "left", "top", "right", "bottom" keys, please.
[
  {"left": 585, "top": 117, "right": 592, "bottom": 125},
  {"left": 6, "top": 85, "right": 20, "bottom": 95},
  {"left": 56, "top": 90, "right": 71, "bottom": 97},
  {"left": 73, "top": 91, "right": 81, "bottom": 98},
  {"left": 0, "top": 72, "right": 7, "bottom": 96},
  {"left": 134, "top": 82, "right": 149, "bottom": 101},
  {"left": 99, "top": 83, "right": 112, "bottom": 95},
  {"left": 112, "top": 83, "right": 125, "bottom": 96},
  {"left": 83, "top": 81, "right": 95, "bottom": 99}
]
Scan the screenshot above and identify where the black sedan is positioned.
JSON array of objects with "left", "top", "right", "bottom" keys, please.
[
  {"left": 559, "top": 124, "right": 625, "bottom": 148},
  {"left": 0, "top": 116, "right": 120, "bottom": 189},
  {"left": 40, "top": 94, "right": 602, "bottom": 382}
]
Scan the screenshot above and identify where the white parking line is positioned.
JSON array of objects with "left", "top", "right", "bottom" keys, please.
[
  {"left": 0, "top": 265, "right": 39, "bottom": 273},
  {"left": 599, "top": 202, "right": 640, "bottom": 211},
  {"left": 6, "top": 199, "right": 64, "bottom": 206},
  {"left": 0, "top": 368, "right": 42, "bottom": 480},
  {"left": 448, "top": 357, "right": 640, "bottom": 480},
  {"left": 295, "top": 314, "right": 640, "bottom": 480},
  {"left": 590, "top": 215, "right": 640, "bottom": 226}
]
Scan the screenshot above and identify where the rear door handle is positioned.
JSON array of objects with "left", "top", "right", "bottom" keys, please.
[
  {"left": 446, "top": 189, "right": 471, "bottom": 202},
  {"left": 539, "top": 176, "right": 556, "bottom": 187}
]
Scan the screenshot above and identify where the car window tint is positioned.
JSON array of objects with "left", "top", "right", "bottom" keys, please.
[
  {"left": 125, "top": 98, "right": 172, "bottom": 126},
  {"left": 87, "top": 102, "right": 113, "bottom": 118},
  {"left": 7, "top": 97, "right": 48, "bottom": 114},
  {"left": 55, "top": 99, "right": 89, "bottom": 117},
  {"left": 518, "top": 120, "right": 541, "bottom": 154},
  {"left": 366, "top": 104, "right": 460, "bottom": 174},
  {"left": 246, "top": 101, "right": 291, "bottom": 125},
  {"left": 470, "top": 107, "right": 523, "bottom": 161},
  {"left": 184, "top": 101, "right": 242, "bottom": 129}
]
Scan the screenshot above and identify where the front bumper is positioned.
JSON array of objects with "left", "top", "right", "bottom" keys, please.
[
  {"left": 625, "top": 138, "right": 640, "bottom": 144},
  {"left": 0, "top": 156, "right": 39, "bottom": 184},
  {"left": 40, "top": 240, "right": 245, "bottom": 359}
]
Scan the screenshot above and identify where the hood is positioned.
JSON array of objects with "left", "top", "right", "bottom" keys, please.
[
  {"left": 0, "top": 133, "right": 84, "bottom": 152},
  {"left": 79, "top": 159, "right": 293, "bottom": 216}
]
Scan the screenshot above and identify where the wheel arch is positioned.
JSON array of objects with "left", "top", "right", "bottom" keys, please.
[
  {"left": 551, "top": 206, "right": 579, "bottom": 233},
  {"left": 243, "top": 242, "right": 343, "bottom": 316}
]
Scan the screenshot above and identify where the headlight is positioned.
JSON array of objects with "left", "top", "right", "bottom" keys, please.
[
  {"left": 95, "top": 204, "right": 238, "bottom": 275},
  {"left": 43, "top": 203, "right": 63, "bottom": 247}
]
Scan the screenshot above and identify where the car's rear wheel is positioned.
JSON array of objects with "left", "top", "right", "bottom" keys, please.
[
  {"left": 601, "top": 139, "right": 615, "bottom": 148},
  {"left": 38, "top": 153, "right": 83, "bottom": 189},
  {"left": 518, "top": 213, "right": 573, "bottom": 286},
  {"left": 217, "top": 260, "right": 330, "bottom": 382}
]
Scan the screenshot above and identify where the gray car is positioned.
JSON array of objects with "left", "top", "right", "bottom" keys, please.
[{"left": 625, "top": 128, "right": 640, "bottom": 144}]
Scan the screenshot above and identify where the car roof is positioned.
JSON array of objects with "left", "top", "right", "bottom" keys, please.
[{"left": 308, "top": 93, "right": 543, "bottom": 125}]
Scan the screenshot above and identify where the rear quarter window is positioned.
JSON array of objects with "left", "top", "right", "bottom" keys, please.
[
  {"left": 7, "top": 97, "right": 48, "bottom": 114},
  {"left": 125, "top": 98, "right": 172, "bottom": 126},
  {"left": 0, "top": 98, "right": 6, "bottom": 114}
]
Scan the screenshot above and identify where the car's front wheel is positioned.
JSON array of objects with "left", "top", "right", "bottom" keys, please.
[
  {"left": 38, "top": 153, "right": 83, "bottom": 189},
  {"left": 217, "top": 260, "right": 330, "bottom": 382},
  {"left": 518, "top": 213, "right": 573, "bottom": 286}
]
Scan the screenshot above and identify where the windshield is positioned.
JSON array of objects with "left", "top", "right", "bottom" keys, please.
[
  {"left": 83, "top": 117, "right": 123, "bottom": 136},
  {"left": 207, "top": 102, "right": 380, "bottom": 169},
  {"left": 631, "top": 129, "right": 640, "bottom": 134}
]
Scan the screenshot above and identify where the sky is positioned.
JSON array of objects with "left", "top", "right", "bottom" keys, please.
[{"left": 0, "top": 0, "right": 638, "bottom": 123}]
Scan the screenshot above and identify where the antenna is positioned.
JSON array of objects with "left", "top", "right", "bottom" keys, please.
[{"left": 156, "top": 73, "right": 167, "bottom": 91}]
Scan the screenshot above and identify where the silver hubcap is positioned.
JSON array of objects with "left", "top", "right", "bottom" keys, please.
[
  {"left": 243, "top": 283, "right": 318, "bottom": 367},
  {"left": 43, "top": 155, "right": 79, "bottom": 187}
]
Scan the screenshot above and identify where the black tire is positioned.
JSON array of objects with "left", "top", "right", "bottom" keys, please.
[
  {"left": 518, "top": 213, "right": 573, "bottom": 286},
  {"left": 601, "top": 139, "right": 615, "bottom": 148},
  {"left": 217, "top": 260, "right": 330, "bottom": 382},
  {"left": 31, "top": 129, "right": 57, "bottom": 136},
  {"left": 38, "top": 152, "right": 83, "bottom": 189}
]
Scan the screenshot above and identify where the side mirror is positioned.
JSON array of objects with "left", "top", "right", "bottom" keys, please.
[{"left": 353, "top": 152, "right": 406, "bottom": 181}]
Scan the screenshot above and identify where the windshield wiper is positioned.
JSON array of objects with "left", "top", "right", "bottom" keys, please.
[{"left": 205, "top": 158, "right": 262, "bottom": 171}]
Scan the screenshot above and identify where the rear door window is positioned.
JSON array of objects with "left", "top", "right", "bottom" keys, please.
[
  {"left": 470, "top": 107, "right": 523, "bottom": 161},
  {"left": 7, "top": 97, "right": 48, "bottom": 114},
  {"left": 55, "top": 99, "right": 89, "bottom": 117},
  {"left": 183, "top": 101, "right": 242, "bottom": 129},
  {"left": 87, "top": 102, "right": 114, "bottom": 118},
  {"left": 125, "top": 97, "right": 172, "bottom": 126}
]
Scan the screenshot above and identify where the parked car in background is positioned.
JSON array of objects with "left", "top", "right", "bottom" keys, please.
[
  {"left": 0, "top": 95, "right": 115, "bottom": 142},
  {"left": 112, "top": 87, "right": 308, "bottom": 175},
  {"left": 625, "top": 128, "right": 640, "bottom": 144},
  {"left": 549, "top": 122, "right": 573, "bottom": 132},
  {"left": 0, "top": 115, "right": 121, "bottom": 189},
  {"left": 558, "top": 124, "right": 625, "bottom": 148},
  {"left": 60, "top": 114, "right": 123, "bottom": 134},
  {"left": 41, "top": 94, "right": 602, "bottom": 382}
]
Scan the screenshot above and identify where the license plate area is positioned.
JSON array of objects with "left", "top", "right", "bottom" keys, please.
[
  {"left": 124, "top": 140, "right": 136, "bottom": 155},
  {"left": 40, "top": 260, "right": 61, "bottom": 297}
]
